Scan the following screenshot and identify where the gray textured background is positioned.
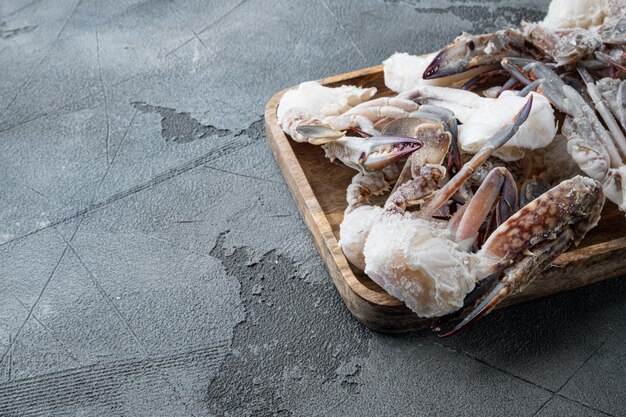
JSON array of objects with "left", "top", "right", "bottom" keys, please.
[{"left": 1, "top": 0, "right": 625, "bottom": 416}]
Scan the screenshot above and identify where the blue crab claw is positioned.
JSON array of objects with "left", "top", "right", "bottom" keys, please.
[
  {"left": 423, "top": 30, "right": 531, "bottom": 79},
  {"left": 422, "top": 46, "right": 479, "bottom": 80},
  {"left": 323, "top": 136, "right": 422, "bottom": 173}
]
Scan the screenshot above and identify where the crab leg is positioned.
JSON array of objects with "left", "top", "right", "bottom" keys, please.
[
  {"left": 461, "top": 69, "right": 510, "bottom": 91},
  {"left": 295, "top": 125, "right": 345, "bottom": 145},
  {"left": 453, "top": 167, "right": 518, "bottom": 243},
  {"left": 595, "top": 51, "right": 626, "bottom": 74},
  {"left": 422, "top": 95, "right": 533, "bottom": 215},
  {"left": 597, "top": 78, "right": 626, "bottom": 133},
  {"left": 517, "top": 79, "right": 541, "bottom": 97},
  {"left": 495, "top": 77, "right": 519, "bottom": 97},
  {"left": 500, "top": 59, "right": 534, "bottom": 87},
  {"left": 334, "top": 97, "right": 423, "bottom": 125},
  {"left": 399, "top": 84, "right": 487, "bottom": 109},
  {"left": 503, "top": 58, "right": 623, "bottom": 167},
  {"left": 435, "top": 175, "right": 605, "bottom": 337},
  {"left": 434, "top": 229, "right": 575, "bottom": 337},
  {"left": 577, "top": 66, "right": 626, "bottom": 159}
]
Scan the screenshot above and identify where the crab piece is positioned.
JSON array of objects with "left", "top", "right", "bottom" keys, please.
[
  {"left": 422, "top": 96, "right": 533, "bottom": 214},
  {"left": 339, "top": 114, "right": 453, "bottom": 270},
  {"left": 530, "top": 1, "right": 626, "bottom": 80},
  {"left": 577, "top": 66, "right": 626, "bottom": 157},
  {"left": 597, "top": 0, "right": 626, "bottom": 42},
  {"left": 397, "top": 83, "right": 556, "bottom": 162},
  {"left": 358, "top": 98, "right": 529, "bottom": 313},
  {"left": 383, "top": 52, "right": 497, "bottom": 93},
  {"left": 278, "top": 81, "right": 378, "bottom": 142},
  {"left": 595, "top": 76, "right": 626, "bottom": 132},
  {"left": 360, "top": 97, "right": 604, "bottom": 334},
  {"left": 422, "top": 25, "right": 604, "bottom": 81},
  {"left": 433, "top": 175, "right": 604, "bottom": 336},
  {"left": 503, "top": 58, "right": 626, "bottom": 211},
  {"left": 423, "top": 0, "right": 626, "bottom": 80},
  {"left": 317, "top": 134, "right": 423, "bottom": 174},
  {"left": 422, "top": 29, "right": 537, "bottom": 80},
  {"left": 340, "top": 171, "right": 394, "bottom": 270},
  {"left": 522, "top": 23, "right": 603, "bottom": 66},
  {"left": 381, "top": 106, "right": 458, "bottom": 194},
  {"left": 278, "top": 81, "right": 423, "bottom": 144}
]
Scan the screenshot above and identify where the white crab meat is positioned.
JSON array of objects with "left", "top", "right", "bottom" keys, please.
[
  {"left": 541, "top": 0, "right": 611, "bottom": 30},
  {"left": 414, "top": 87, "right": 557, "bottom": 161},
  {"left": 383, "top": 52, "right": 490, "bottom": 93},
  {"left": 363, "top": 214, "right": 487, "bottom": 317},
  {"left": 277, "top": 81, "right": 376, "bottom": 128},
  {"left": 456, "top": 92, "right": 557, "bottom": 161},
  {"left": 339, "top": 205, "right": 384, "bottom": 271},
  {"left": 482, "top": 86, "right": 502, "bottom": 98}
]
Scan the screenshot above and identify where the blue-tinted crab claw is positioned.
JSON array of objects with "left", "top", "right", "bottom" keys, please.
[
  {"left": 323, "top": 135, "right": 423, "bottom": 173},
  {"left": 423, "top": 30, "right": 531, "bottom": 79}
]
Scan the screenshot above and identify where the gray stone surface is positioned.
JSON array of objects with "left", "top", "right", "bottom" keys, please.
[{"left": 0, "top": 0, "right": 625, "bottom": 416}]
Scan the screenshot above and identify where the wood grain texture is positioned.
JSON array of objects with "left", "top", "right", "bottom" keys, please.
[{"left": 264, "top": 65, "right": 626, "bottom": 333}]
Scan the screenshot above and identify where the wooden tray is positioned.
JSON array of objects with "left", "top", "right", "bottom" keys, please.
[{"left": 264, "top": 64, "right": 626, "bottom": 333}]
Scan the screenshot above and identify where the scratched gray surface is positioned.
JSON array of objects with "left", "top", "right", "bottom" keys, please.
[{"left": 1, "top": 0, "right": 626, "bottom": 416}]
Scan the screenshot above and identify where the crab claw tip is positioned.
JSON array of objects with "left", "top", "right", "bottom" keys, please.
[
  {"left": 422, "top": 50, "right": 445, "bottom": 79},
  {"left": 358, "top": 136, "right": 423, "bottom": 172},
  {"left": 513, "top": 95, "right": 533, "bottom": 126},
  {"left": 432, "top": 274, "right": 510, "bottom": 337}
]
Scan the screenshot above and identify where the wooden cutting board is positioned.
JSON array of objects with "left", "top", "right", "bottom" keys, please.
[{"left": 263, "top": 64, "right": 626, "bottom": 333}]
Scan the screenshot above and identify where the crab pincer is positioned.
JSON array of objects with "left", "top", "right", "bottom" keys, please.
[
  {"left": 321, "top": 135, "right": 423, "bottom": 174},
  {"left": 422, "top": 29, "right": 535, "bottom": 80}
]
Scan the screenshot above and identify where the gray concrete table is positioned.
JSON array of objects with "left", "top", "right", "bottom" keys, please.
[{"left": 1, "top": 0, "right": 625, "bottom": 416}]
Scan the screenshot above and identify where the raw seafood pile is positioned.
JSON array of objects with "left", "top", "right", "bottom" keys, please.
[{"left": 277, "top": 0, "right": 626, "bottom": 336}]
